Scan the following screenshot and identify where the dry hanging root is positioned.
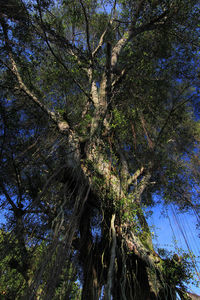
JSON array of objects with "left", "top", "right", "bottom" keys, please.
[{"left": 104, "top": 213, "right": 116, "bottom": 300}]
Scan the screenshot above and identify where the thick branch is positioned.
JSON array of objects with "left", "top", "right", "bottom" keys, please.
[
  {"left": 134, "top": 172, "right": 152, "bottom": 203},
  {"left": 92, "top": 0, "right": 116, "bottom": 58},
  {"left": 111, "top": 9, "right": 169, "bottom": 69},
  {"left": 80, "top": 0, "right": 92, "bottom": 56},
  {"left": 11, "top": 55, "right": 59, "bottom": 122},
  {"left": 131, "top": 171, "right": 153, "bottom": 244},
  {"left": 0, "top": 183, "right": 18, "bottom": 212},
  {"left": 0, "top": 17, "right": 71, "bottom": 134},
  {"left": 139, "top": 113, "right": 154, "bottom": 149},
  {"left": 92, "top": 27, "right": 108, "bottom": 57},
  {"left": 127, "top": 167, "right": 144, "bottom": 186}
]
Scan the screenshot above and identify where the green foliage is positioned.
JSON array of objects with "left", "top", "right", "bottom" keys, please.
[
  {"left": 0, "top": 0, "right": 199, "bottom": 298},
  {"left": 111, "top": 108, "right": 127, "bottom": 129},
  {"left": 158, "top": 248, "right": 199, "bottom": 291},
  {"left": 0, "top": 230, "right": 26, "bottom": 298},
  {"left": 53, "top": 266, "right": 81, "bottom": 300}
]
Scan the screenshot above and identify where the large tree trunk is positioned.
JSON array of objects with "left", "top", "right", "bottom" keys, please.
[
  {"left": 1, "top": 5, "right": 197, "bottom": 298},
  {"left": 64, "top": 135, "right": 177, "bottom": 300},
  {"left": 79, "top": 206, "right": 177, "bottom": 300},
  {"left": 76, "top": 146, "right": 176, "bottom": 299}
]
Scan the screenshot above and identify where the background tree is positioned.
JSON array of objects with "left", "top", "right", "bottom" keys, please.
[{"left": 0, "top": 0, "right": 200, "bottom": 299}]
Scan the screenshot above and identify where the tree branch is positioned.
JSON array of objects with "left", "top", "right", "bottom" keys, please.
[
  {"left": 111, "top": 9, "right": 169, "bottom": 70},
  {"left": 80, "top": 0, "right": 92, "bottom": 56},
  {"left": 0, "top": 17, "right": 70, "bottom": 133},
  {"left": 127, "top": 167, "right": 144, "bottom": 186},
  {"left": 0, "top": 183, "right": 18, "bottom": 212},
  {"left": 139, "top": 112, "right": 154, "bottom": 150},
  {"left": 92, "top": 0, "right": 116, "bottom": 58},
  {"left": 92, "top": 27, "right": 109, "bottom": 58}
]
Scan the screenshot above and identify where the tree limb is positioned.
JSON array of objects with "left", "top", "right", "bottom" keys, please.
[
  {"left": 0, "top": 17, "right": 70, "bottom": 133},
  {"left": 111, "top": 9, "right": 169, "bottom": 70},
  {"left": 80, "top": 0, "right": 92, "bottom": 56},
  {"left": 127, "top": 167, "right": 144, "bottom": 186},
  {"left": 0, "top": 182, "right": 18, "bottom": 212},
  {"left": 92, "top": 0, "right": 116, "bottom": 58}
]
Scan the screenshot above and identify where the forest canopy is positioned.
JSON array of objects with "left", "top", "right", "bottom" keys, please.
[{"left": 0, "top": 0, "right": 200, "bottom": 299}]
